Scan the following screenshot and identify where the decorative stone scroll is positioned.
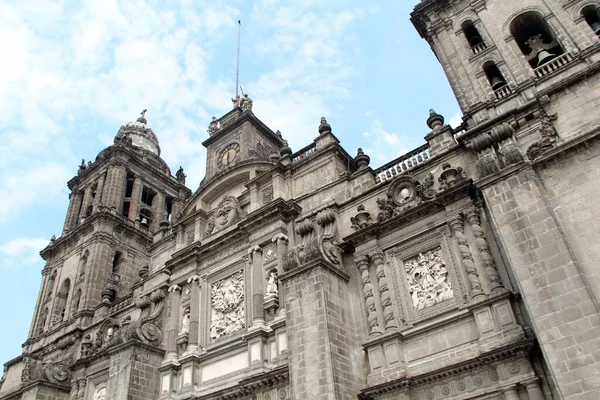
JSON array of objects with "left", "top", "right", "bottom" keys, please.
[
  {"left": 119, "top": 288, "right": 167, "bottom": 346},
  {"left": 376, "top": 175, "right": 435, "bottom": 222},
  {"left": 403, "top": 247, "right": 454, "bottom": 311},
  {"left": 22, "top": 333, "right": 80, "bottom": 386},
  {"left": 203, "top": 196, "right": 247, "bottom": 238},
  {"left": 465, "top": 123, "right": 523, "bottom": 178},
  {"left": 282, "top": 208, "right": 342, "bottom": 272},
  {"left": 210, "top": 271, "right": 245, "bottom": 340}
]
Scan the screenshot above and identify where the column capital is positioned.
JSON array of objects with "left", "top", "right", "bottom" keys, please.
[
  {"left": 464, "top": 205, "right": 481, "bottom": 224},
  {"left": 187, "top": 275, "right": 201, "bottom": 285},
  {"left": 354, "top": 254, "right": 370, "bottom": 270},
  {"left": 369, "top": 250, "right": 384, "bottom": 265},
  {"left": 168, "top": 284, "right": 181, "bottom": 293},
  {"left": 248, "top": 245, "right": 262, "bottom": 255},
  {"left": 272, "top": 233, "right": 289, "bottom": 243},
  {"left": 448, "top": 212, "right": 464, "bottom": 231}
]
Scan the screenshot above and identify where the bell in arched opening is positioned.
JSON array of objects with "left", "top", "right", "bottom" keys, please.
[{"left": 483, "top": 62, "right": 508, "bottom": 91}]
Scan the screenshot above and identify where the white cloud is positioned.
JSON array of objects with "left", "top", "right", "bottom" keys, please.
[
  {"left": 449, "top": 111, "right": 463, "bottom": 129},
  {"left": 0, "top": 237, "right": 49, "bottom": 269},
  {"left": 362, "top": 119, "right": 410, "bottom": 166}
]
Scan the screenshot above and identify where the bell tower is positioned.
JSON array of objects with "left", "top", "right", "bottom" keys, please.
[
  {"left": 21, "top": 112, "right": 191, "bottom": 396},
  {"left": 411, "top": 0, "right": 600, "bottom": 126}
]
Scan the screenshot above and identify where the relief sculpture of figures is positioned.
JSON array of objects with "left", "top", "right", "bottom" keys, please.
[
  {"left": 404, "top": 248, "right": 453, "bottom": 311},
  {"left": 210, "top": 271, "right": 245, "bottom": 340}
]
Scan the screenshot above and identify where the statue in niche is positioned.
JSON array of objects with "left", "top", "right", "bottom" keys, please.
[
  {"left": 266, "top": 271, "right": 278, "bottom": 295},
  {"left": 180, "top": 307, "right": 190, "bottom": 334},
  {"left": 404, "top": 248, "right": 453, "bottom": 311}
]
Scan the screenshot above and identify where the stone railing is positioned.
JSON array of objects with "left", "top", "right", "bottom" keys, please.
[
  {"left": 374, "top": 144, "right": 431, "bottom": 184},
  {"left": 534, "top": 52, "right": 574, "bottom": 78},
  {"left": 494, "top": 85, "right": 512, "bottom": 100},
  {"left": 471, "top": 42, "right": 487, "bottom": 55},
  {"left": 292, "top": 143, "right": 318, "bottom": 163}
]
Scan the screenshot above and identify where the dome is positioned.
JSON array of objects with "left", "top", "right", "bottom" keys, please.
[{"left": 114, "top": 110, "right": 161, "bottom": 156}]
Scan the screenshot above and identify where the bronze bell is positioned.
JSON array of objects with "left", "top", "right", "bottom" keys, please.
[
  {"left": 469, "top": 35, "right": 483, "bottom": 47},
  {"left": 491, "top": 75, "right": 507, "bottom": 90},
  {"left": 537, "top": 50, "right": 557, "bottom": 66},
  {"left": 591, "top": 21, "right": 600, "bottom": 35}
]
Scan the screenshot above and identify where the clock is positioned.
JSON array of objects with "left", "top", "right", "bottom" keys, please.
[{"left": 218, "top": 142, "right": 240, "bottom": 168}]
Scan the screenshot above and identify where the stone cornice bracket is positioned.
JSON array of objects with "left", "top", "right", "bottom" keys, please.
[
  {"left": 465, "top": 123, "right": 523, "bottom": 178},
  {"left": 187, "top": 275, "right": 200, "bottom": 285},
  {"left": 168, "top": 284, "right": 181, "bottom": 293}
]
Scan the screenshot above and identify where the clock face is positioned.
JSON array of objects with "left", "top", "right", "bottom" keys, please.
[{"left": 218, "top": 142, "right": 240, "bottom": 168}]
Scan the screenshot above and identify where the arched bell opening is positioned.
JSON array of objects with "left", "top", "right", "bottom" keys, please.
[
  {"left": 461, "top": 21, "right": 487, "bottom": 53},
  {"left": 139, "top": 208, "right": 154, "bottom": 229},
  {"left": 53, "top": 278, "right": 71, "bottom": 323},
  {"left": 510, "top": 12, "right": 564, "bottom": 68},
  {"left": 483, "top": 61, "right": 508, "bottom": 90},
  {"left": 582, "top": 5, "right": 600, "bottom": 36},
  {"left": 112, "top": 251, "right": 123, "bottom": 274}
]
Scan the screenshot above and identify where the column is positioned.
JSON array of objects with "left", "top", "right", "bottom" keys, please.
[
  {"left": 449, "top": 213, "right": 484, "bottom": 299},
  {"left": 69, "top": 378, "right": 79, "bottom": 400},
  {"left": 153, "top": 191, "right": 166, "bottom": 223},
  {"left": 76, "top": 377, "right": 86, "bottom": 400},
  {"left": 355, "top": 254, "right": 381, "bottom": 336},
  {"left": 92, "top": 175, "right": 105, "bottom": 209},
  {"left": 102, "top": 161, "right": 127, "bottom": 210},
  {"left": 250, "top": 245, "right": 265, "bottom": 326},
  {"left": 165, "top": 284, "right": 181, "bottom": 363},
  {"left": 502, "top": 387, "right": 521, "bottom": 400},
  {"left": 80, "top": 186, "right": 93, "bottom": 220},
  {"left": 370, "top": 250, "right": 397, "bottom": 330},
  {"left": 525, "top": 380, "right": 545, "bottom": 400},
  {"left": 465, "top": 206, "right": 504, "bottom": 293},
  {"left": 272, "top": 234, "right": 288, "bottom": 317},
  {"left": 63, "top": 190, "right": 82, "bottom": 232},
  {"left": 186, "top": 275, "right": 201, "bottom": 354},
  {"left": 128, "top": 178, "right": 143, "bottom": 221}
]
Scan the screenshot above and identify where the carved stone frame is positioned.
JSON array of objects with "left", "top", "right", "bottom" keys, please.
[{"left": 388, "top": 227, "right": 467, "bottom": 324}]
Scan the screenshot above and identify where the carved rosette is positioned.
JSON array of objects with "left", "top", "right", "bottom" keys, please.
[
  {"left": 404, "top": 247, "right": 454, "bottom": 311},
  {"left": 203, "top": 196, "right": 247, "bottom": 238},
  {"left": 355, "top": 255, "right": 380, "bottom": 335},
  {"left": 465, "top": 206, "right": 504, "bottom": 292},
  {"left": 210, "top": 271, "right": 245, "bottom": 340},
  {"left": 370, "top": 251, "right": 397, "bottom": 330},
  {"left": 449, "top": 214, "right": 484, "bottom": 299},
  {"left": 376, "top": 175, "right": 435, "bottom": 222}
]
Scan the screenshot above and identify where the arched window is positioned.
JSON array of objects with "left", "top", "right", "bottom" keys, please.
[
  {"left": 79, "top": 249, "right": 89, "bottom": 278},
  {"left": 112, "top": 251, "right": 123, "bottom": 274},
  {"left": 71, "top": 288, "right": 82, "bottom": 316},
  {"left": 139, "top": 208, "right": 154, "bottom": 228},
  {"left": 53, "top": 278, "right": 71, "bottom": 323},
  {"left": 483, "top": 61, "right": 512, "bottom": 99},
  {"left": 462, "top": 21, "right": 487, "bottom": 54},
  {"left": 37, "top": 307, "right": 48, "bottom": 334},
  {"left": 510, "top": 12, "right": 564, "bottom": 68},
  {"left": 582, "top": 5, "right": 600, "bottom": 36}
]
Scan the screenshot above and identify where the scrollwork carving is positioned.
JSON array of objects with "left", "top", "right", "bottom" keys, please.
[
  {"left": 376, "top": 175, "right": 435, "bottom": 222},
  {"left": 203, "top": 196, "right": 247, "bottom": 238}
]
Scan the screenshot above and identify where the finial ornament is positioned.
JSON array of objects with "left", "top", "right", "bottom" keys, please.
[
  {"left": 137, "top": 109, "right": 148, "bottom": 124},
  {"left": 318, "top": 116, "right": 331, "bottom": 135},
  {"left": 426, "top": 109, "right": 444, "bottom": 131}
]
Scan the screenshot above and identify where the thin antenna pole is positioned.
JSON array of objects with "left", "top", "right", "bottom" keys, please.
[{"left": 236, "top": 20, "right": 241, "bottom": 98}]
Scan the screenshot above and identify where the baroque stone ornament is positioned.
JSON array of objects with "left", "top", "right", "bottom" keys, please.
[
  {"left": 282, "top": 208, "right": 342, "bottom": 271},
  {"left": 93, "top": 387, "right": 107, "bottom": 400},
  {"left": 204, "top": 195, "right": 247, "bottom": 238},
  {"left": 210, "top": 270, "right": 245, "bottom": 340},
  {"left": 175, "top": 166, "right": 186, "bottom": 184},
  {"left": 119, "top": 288, "right": 167, "bottom": 346},
  {"left": 350, "top": 204, "right": 373, "bottom": 231},
  {"left": 526, "top": 111, "right": 559, "bottom": 160},
  {"left": 370, "top": 251, "right": 397, "bottom": 330},
  {"left": 449, "top": 213, "right": 484, "bottom": 299},
  {"left": 438, "top": 163, "right": 466, "bottom": 191},
  {"left": 207, "top": 116, "right": 220, "bottom": 134},
  {"left": 404, "top": 247, "right": 454, "bottom": 311},
  {"left": 355, "top": 254, "right": 381, "bottom": 335},
  {"left": 22, "top": 333, "right": 80, "bottom": 386},
  {"left": 376, "top": 175, "right": 435, "bottom": 222}
]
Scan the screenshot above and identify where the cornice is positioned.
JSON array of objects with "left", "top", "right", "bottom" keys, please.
[{"left": 358, "top": 336, "right": 534, "bottom": 399}]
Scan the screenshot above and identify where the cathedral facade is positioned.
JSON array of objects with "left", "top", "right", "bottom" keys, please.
[{"left": 2, "top": 0, "right": 600, "bottom": 399}]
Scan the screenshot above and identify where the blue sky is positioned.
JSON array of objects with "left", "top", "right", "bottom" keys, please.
[{"left": 0, "top": 0, "right": 459, "bottom": 363}]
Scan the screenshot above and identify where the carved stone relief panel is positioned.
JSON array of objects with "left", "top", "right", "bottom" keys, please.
[
  {"left": 403, "top": 247, "right": 453, "bottom": 311},
  {"left": 210, "top": 270, "right": 245, "bottom": 340},
  {"left": 388, "top": 228, "right": 465, "bottom": 323}
]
